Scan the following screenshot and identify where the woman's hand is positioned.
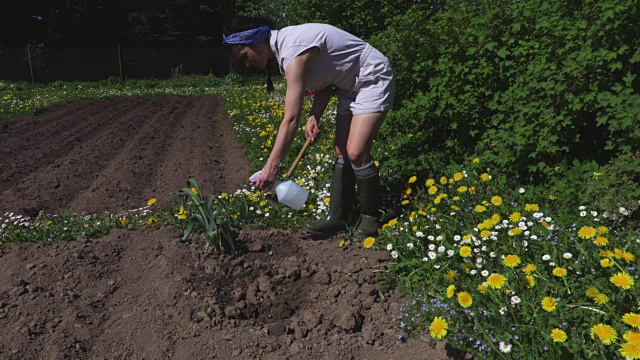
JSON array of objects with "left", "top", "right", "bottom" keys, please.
[
  {"left": 255, "top": 166, "right": 277, "bottom": 190},
  {"left": 305, "top": 116, "right": 320, "bottom": 143}
]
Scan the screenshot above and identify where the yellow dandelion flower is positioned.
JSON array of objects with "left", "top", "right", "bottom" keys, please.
[
  {"left": 147, "top": 217, "right": 154, "bottom": 225},
  {"left": 220, "top": 192, "right": 228, "bottom": 198},
  {"left": 444, "top": 270, "right": 456, "bottom": 282},
  {"left": 387, "top": 218, "right": 398, "bottom": 227},
  {"left": 120, "top": 219, "right": 129, "bottom": 226},
  {"left": 524, "top": 203, "right": 539, "bottom": 211},
  {"left": 147, "top": 198, "right": 157, "bottom": 206},
  {"left": 453, "top": 196, "right": 460, "bottom": 201},
  {"left": 429, "top": 316, "right": 448, "bottom": 339},
  {"left": 600, "top": 250, "right": 613, "bottom": 258},
  {"left": 578, "top": 226, "right": 597, "bottom": 239},
  {"left": 610, "top": 272, "right": 635, "bottom": 290},
  {"left": 323, "top": 197, "right": 331, "bottom": 204},
  {"left": 426, "top": 178, "right": 435, "bottom": 187},
  {"left": 550, "top": 328, "right": 568, "bottom": 343},
  {"left": 191, "top": 187, "right": 198, "bottom": 195},
  {"left": 473, "top": 157, "right": 480, "bottom": 163},
  {"left": 624, "top": 330, "right": 640, "bottom": 343},
  {"left": 509, "top": 212, "right": 522, "bottom": 222},
  {"left": 363, "top": 237, "right": 375, "bottom": 249},
  {"left": 408, "top": 176, "right": 417, "bottom": 184},
  {"left": 503, "top": 255, "right": 521, "bottom": 268},
  {"left": 549, "top": 193, "right": 557, "bottom": 200},
  {"left": 524, "top": 275, "right": 535, "bottom": 288},
  {"left": 594, "top": 293, "right": 609, "bottom": 305},
  {"left": 591, "top": 324, "right": 617, "bottom": 345},
  {"left": 338, "top": 240, "right": 345, "bottom": 248},
  {"left": 541, "top": 296, "right": 558, "bottom": 312},
  {"left": 508, "top": 228, "right": 523, "bottom": 236},
  {"left": 469, "top": 186, "right": 476, "bottom": 193},
  {"left": 446, "top": 284, "right": 456, "bottom": 298},
  {"left": 597, "top": 226, "right": 609, "bottom": 235},
  {"left": 480, "top": 230, "right": 491, "bottom": 239},
  {"left": 457, "top": 186, "right": 468, "bottom": 193},
  {"left": 593, "top": 236, "right": 608, "bottom": 246},
  {"left": 523, "top": 264, "right": 537, "bottom": 274},
  {"left": 614, "top": 248, "right": 625, "bottom": 259},
  {"left": 619, "top": 342, "right": 640, "bottom": 359},
  {"left": 487, "top": 274, "right": 507, "bottom": 289},
  {"left": 453, "top": 172, "right": 464, "bottom": 181},
  {"left": 491, "top": 213, "right": 501, "bottom": 224},
  {"left": 459, "top": 246, "right": 472, "bottom": 257},
  {"left": 440, "top": 176, "right": 448, "bottom": 185},
  {"left": 585, "top": 287, "right": 599, "bottom": 298},
  {"left": 623, "top": 313, "right": 640, "bottom": 328},
  {"left": 402, "top": 199, "right": 410, "bottom": 205},
  {"left": 480, "top": 173, "right": 490, "bottom": 181},
  {"left": 552, "top": 267, "right": 568, "bottom": 277},
  {"left": 475, "top": 205, "right": 486, "bottom": 213},
  {"left": 405, "top": 187, "right": 412, "bottom": 195},
  {"left": 601, "top": 258, "right": 613, "bottom": 268},
  {"left": 178, "top": 211, "right": 188, "bottom": 219},
  {"left": 623, "top": 252, "right": 635, "bottom": 263},
  {"left": 457, "top": 291, "right": 473, "bottom": 308},
  {"left": 428, "top": 186, "right": 438, "bottom": 195},
  {"left": 491, "top": 196, "right": 503, "bottom": 206},
  {"left": 477, "top": 283, "right": 488, "bottom": 294}
]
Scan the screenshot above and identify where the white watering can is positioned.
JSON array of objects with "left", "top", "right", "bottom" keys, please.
[{"left": 247, "top": 138, "right": 312, "bottom": 210}]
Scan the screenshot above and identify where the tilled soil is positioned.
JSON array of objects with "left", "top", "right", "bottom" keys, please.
[{"left": 0, "top": 97, "right": 454, "bottom": 359}]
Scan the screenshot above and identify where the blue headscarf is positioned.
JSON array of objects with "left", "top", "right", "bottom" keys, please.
[{"left": 223, "top": 26, "right": 271, "bottom": 45}]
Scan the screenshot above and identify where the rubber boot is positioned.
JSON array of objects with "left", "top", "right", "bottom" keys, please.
[
  {"left": 304, "top": 162, "right": 355, "bottom": 234},
  {"left": 355, "top": 173, "right": 381, "bottom": 237}
]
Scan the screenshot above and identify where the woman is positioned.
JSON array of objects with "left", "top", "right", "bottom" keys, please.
[{"left": 223, "top": 17, "right": 395, "bottom": 237}]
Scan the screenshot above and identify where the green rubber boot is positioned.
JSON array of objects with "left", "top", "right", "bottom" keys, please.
[
  {"left": 304, "top": 161, "right": 355, "bottom": 234},
  {"left": 355, "top": 173, "right": 381, "bottom": 237}
]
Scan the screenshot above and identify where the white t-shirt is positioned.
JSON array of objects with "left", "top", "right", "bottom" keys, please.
[{"left": 269, "top": 24, "right": 381, "bottom": 92}]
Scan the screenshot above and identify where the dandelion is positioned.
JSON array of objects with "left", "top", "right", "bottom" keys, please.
[
  {"left": 475, "top": 205, "right": 486, "bottom": 213},
  {"left": 426, "top": 178, "right": 435, "bottom": 187},
  {"left": 586, "top": 287, "right": 599, "bottom": 298},
  {"left": 491, "top": 196, "right": 502, "bottom": 206},
  {"left": 550, "top": 328, "right": 568, "bottom": 343},
  {"left": 191, "top": 187, "right": 198, "bottom": 194},
  {"left": 429, "top": 316, "right": 448, "bottom": 339},
  {"left": 338, "top": 240, "right": 345, "bottom": 248},
  {"left": 480, "top": 173, "right": 491, "bottom": 181},
  {"left": 457, "top": 186, "right": 468, "bottom": 193},
  {"left": 524, "top": 203, "right": 539, "bottom": 211},
  {"left": 498, "top": 342, "right": 512, "bottom": 353},
  {"left": 459, "top": 246, "right": 472, "bottom": 257},
  {"left": 601, "top": 258, "right": 613, "bottom": 268},
  {"left": 623, "top": 313, "right": 640, "bottom": 328},
  {"left": 444, "top": 270, "right": 456, "bottom": 282},
  {"left": 541, "top": 296, "right": 558, "bottom": 312},
  {"left": 363, "top": 237, "right": 375, "bottom": 249},
  {"left": 524, "top": 275, "right": 535, "bottom": 288},
  {"left": 578, "top": 226, "right": 597, "bottom": 239},
  {"left": 391, "top": 251, "right": 399, "bottom": 259},
  {"left": 591, "top": 324, "right": 618, "bottom": 345},
  {"left": 597, "top": 226, "right": 609, "bottom": 235},
  {"left": 624, "top": 331, "right": 640, "bottom": 343},
  {"left": 487, "top": 274, "right": 507, "bottom": 289},
  {"left": 619, "top": 342, "right": 640, "bottom": 359},
  {"left": 594, "top": 293, "right": 609, "bottom": 305},
  {"left": 509, "top": 212, "right": 522, "bottom": 222},
  {"left": 593, "top": 236, "right": 608, "bottom": 246},
  {"left": 440, "top": 176, "right": 448, "bottom": 185},
  {"left": 523, "top": 264, "right": 537, "bottom": 274},
  {"left": 453, "top": 172, "right": 463, "bottom": 181},
  {"left": 478, "top": 283, "right": 488, "bottom": 294},
  {"left": 408, "top": 176, "right": 417, "bottom": 183},
  {"left": 503, "top": 255, "right": 521, "bottom": 268},
  {"left": 120, "top": 219, "right": 129, "bottom": 226},
  {"left": 147, "top": 198, "right": 157, "bottom": 206},
  {"left": 610, "top": 272, "right": 635, "bottom": 290},
  {"left": 623, "top": 252, "right": 635, "bottom": 263},
  {"left": 446, "top": 285, "right": 456, "bottom": 298},
  {"left": 458, "top": 291, "right": 473, "bottom": 308},
  {"left": 552, "top": 267, "right": 568, "bottom": 277}
]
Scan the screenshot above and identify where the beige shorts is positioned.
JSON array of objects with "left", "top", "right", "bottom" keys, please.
[{"left": 337, "top": 46, "right": 396, "bottom": 115}]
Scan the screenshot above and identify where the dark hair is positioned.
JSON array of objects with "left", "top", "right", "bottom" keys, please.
[{"left": 223, "top": 16, "right": 276, "bottom": 93}]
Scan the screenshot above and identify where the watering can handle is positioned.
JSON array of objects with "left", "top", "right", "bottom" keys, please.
[{"left": 285, "top": 137, "right": 312, "bottom": 179}]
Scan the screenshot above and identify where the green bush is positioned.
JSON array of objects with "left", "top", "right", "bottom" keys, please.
[{"left": 375, "top": 0, "right": 640, "bottom": 181}]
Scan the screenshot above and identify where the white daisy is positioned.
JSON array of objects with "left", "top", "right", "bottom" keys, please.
[
  {"left": 391, "top": 251, "right": 399, "bottom": 259},
  {"left": 499, "top": 342, "right": 512, "bottom": 353}
]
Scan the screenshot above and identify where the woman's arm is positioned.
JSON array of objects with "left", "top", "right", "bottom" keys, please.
[
  {"left": 305, "top": 86, "right": 331, "bottom": 142},
  {"left": 256, "top": 48, "right": 319, "bottom": 189}
]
